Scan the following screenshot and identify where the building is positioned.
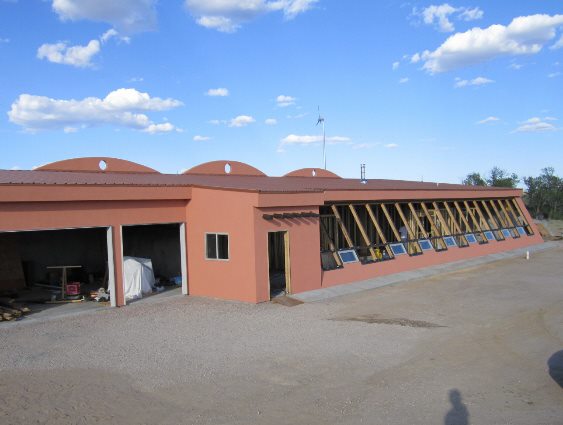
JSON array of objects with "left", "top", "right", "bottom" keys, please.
[{"left": 0, "top": 157, "right": 542, "bottom": 307}]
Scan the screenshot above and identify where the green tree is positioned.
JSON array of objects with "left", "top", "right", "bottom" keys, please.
[
  {"left": 524, "top": 167, "right": 563, "bottom": 219},
  {"left": 462, "top": 172, "right": 487, "bottom": 186},
  {"left": 486, "top": 166, "right": 519, "bottom": 188}
]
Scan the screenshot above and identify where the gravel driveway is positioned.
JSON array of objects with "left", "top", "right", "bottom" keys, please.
[{"left": 1, "top": 246, "right": 562, "bottom": 425}]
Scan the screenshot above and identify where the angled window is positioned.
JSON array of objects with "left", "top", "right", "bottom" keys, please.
[
  {"left": 389, "top": 243, "right": 407, "bottom": 256},
  {"left": 338, "top": 249, "right": 359, "bottom": 264},
  {"left": 484, "top": 231, "right": 495, "bottom": 241},
  {"left": 516, "top": 226, "right": 527, "bottom": 236},
  {"left": 206, "top": 233, "right": 229, "bottom": 260},
  {"left": 501, "top": 229, "right": 512, "bottom": 238},
  {"left": 418, "top": 239, "right": 434, "bottom": 251},
  {"left": 443, "top": 236, "right": 457, "bottom": 247},
  {"left": 465, "top": 233, "right": 478, "bottom": 244}
]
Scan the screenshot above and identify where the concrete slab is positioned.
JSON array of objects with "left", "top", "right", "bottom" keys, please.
[{"left": 293, "top": 241, "right": 560, "bottom": 302}]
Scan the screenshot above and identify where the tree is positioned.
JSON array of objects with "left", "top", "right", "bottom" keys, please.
[
  {"left": 462, "top": 172, "right": 486, "bottom": 186},
  {"left": 486, "top": 166, "right": 519, "bottom": 188},
  {"left": 524, "top": 167, "right": 563, "bottom": 219}
]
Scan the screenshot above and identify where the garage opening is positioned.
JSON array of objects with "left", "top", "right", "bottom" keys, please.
[
  {"left": 121, "top": 223, "right": 187, "bottom": 303},
  {"left": 268, "top": 231, "right": 290, "bottom": 298},
  {"left": 0, "top": 227, "right": 114, "bottom": 321}
]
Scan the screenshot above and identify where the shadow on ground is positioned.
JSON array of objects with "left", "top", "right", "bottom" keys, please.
[
  {"left": 548, "top": 350, "right": 563, "bottom": 388},
  {"left": 444, "top": 389, "right": 469, "bottom": 425}
]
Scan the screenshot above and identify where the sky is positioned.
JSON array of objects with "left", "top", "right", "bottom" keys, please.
[{"left": 0, "top": 0, "right": 561, "bottom": 184}]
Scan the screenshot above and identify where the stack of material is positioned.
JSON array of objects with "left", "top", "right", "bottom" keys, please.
[{"left": 0, "top": 297, "right": 31, "bottom": 322}]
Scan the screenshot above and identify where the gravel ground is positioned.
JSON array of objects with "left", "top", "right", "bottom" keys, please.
[{"left": 1, "top": 246, "right": 562, "bottom": 425}]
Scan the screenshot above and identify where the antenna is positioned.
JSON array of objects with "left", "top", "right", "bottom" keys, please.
[{"left": 316, "top": 106, "right": 326, "bottom": 169}]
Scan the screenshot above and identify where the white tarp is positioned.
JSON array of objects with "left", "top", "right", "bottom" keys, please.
[{"left": 123, "top": 256, "right": 155, "bottom": 301}]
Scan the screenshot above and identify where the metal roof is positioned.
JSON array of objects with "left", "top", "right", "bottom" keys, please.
[{"left": 0, "top": 169, "right": 509, "bottom": 193}]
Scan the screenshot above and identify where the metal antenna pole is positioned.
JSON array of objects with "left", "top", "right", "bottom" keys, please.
[
  {"left": 317, "top": 106, "right": 326, "bottom": 169},
  {"left": 322, "top": 118, "right": 326, "bottom": 170}
]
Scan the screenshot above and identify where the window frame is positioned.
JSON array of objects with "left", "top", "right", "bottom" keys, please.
[{"left": 205, "top": 232, "right": 230, "bottom": 261}]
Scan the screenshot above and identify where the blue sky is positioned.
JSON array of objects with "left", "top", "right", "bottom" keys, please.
[{"left": 0, "top": 1, "right": 561, "bottom": 183}]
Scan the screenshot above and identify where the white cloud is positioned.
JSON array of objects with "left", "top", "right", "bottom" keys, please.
[
  {"left": 513, "top": 117, "right": 557, "bottom": 133},
  {"left": 454, "top": 76, "right": 494, "bottom": 87},
  {"left": 206, "top": 87, "right": 229, "bottom": 97},
  {"left": 52, "top": 0, "right": 157, "bottom": 32},
  {"left": 280, "top": 134, "right": 351, "bottom": 145},
  {"left": 276, "top": 94, "right": 296, "bottom": 107},
  {"left": 193, "top": 135, "right": 211, "bottom": 141},
  {"left": 415, "top": 14, "right": 563, "bottom": 73},
  {"left": 458, "top": 7, "right": 483, "bottom": 22},
  {"left": 37, "top": 29, "right": 129, "bottom": 68},
  {"left": 37, "top": 39, "right": 100, "bottom": 68},
  {"left": 10, "top": 166, "right": 20, "bottom": 171},
  {"left": 508, "top": 63, "right": 523, "bottom": 70},
  {"left": 0, "top": 38, "right": 9, "bottom": 43},
  {"left": 399, "top": 77, "right": 409, "bottom": 84},
  {"left": 229, "top": 115, "right": 255, "bottom": 127},
  {"left": 477, "top": 116, "right": 500, "bottom": 124},
  {"left": 416, "top": 4, "right": 483, "bottom": 33},
  {"left": 384, "top": 143, "right": 399, "bottom": 148},
  {"left": 143, "top": 122, "right": 179, "bottom": 134},
  {"left": 208, "top": 119, "right": 224, "bottom": 125},
  {"left": 548, "top": 71, "right": 561, "bottom": 78},
  {"left": 392, "top": 61, "right": 400, "bottom": 70},
  {"left": 184, "top": 0, "right": 317, "bottom": 33},
  {"left": 127, "top": 76, "right": 144, "bottom": 82},
  {"left": 550, "top": 35, "right": 563, "bottom": 50},
  {"left": 8, "top": 88, "right": 182, "bottom": 134},
  {"left": 100, "top": 28, "right": 130, "bottom": 44},
  {"left": 265, "top": 118, "right": 277, "bottom": 125}
]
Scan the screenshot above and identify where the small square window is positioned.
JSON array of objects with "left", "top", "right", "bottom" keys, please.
[
  {"left": 484, "top": 231, "right": 495, "bottom": 241},
  {"left": 517, "top": 226, "right": 527, "bottom": 236},
  {"left": 390, "top": 243, "right": 407, "bottom": 255},
  {"left": 465, "top": 233, "right": 477, "bottom": 244},
  {"left": 338, "top": 249, "right": 359, "bottom": 264},
  {"left": 418, "top": 239, "right": 433, "bottom": 251},
  {"left": 206, "top": 233, "right": 229, "bottom": 260},
  {"left": 443, "top": 236, "right": 457, "bottom": 247},
  {"left": 501, "top": 229, "right": 512, "bottom": 238}
]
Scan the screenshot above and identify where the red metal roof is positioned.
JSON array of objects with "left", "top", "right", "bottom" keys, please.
[{"left": 0, "top": 169, "right": 510, "bottom": 193}]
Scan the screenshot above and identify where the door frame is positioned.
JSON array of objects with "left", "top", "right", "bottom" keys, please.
[{"left": 267, "top": 230, "right": 291, "bottom": 298}]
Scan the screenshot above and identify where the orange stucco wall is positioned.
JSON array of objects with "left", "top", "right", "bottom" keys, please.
[
  {"left": 253, "top": 206, "right": 322, "bottom": 302},
  {"left": 185, "top": 188, "right": 260, "bottom": 302}
]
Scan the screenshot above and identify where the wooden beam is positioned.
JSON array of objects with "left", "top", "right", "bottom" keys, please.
[
  {"left": 453, "top": 201, "right": 471, "bottom": 233},
  {"left": 284, "top": 231, "right": 292, "bottom": 293},
  {"left": 330, "top": 204, "right": 354, "bottom": 248},
  {"left": 365, "top": 204, "right": 394, "bottom": 259},
  {"left": 480, "top": 200, "right": 505, "bottom": 240},
  {"left": 394, "top": 203, "right": 422, "bottom": 254},
  {"left": 319, "top": 219, "right": 343, "bottom": 267},
  {"left": 509, "top": 198, "right": 534, "bottom": 235},
  {"left": 419, "top": 202, "right": 447, "bottom": 250},
  {"left": 348, "top": 204, "right": 377, "bottom": 261},
  {"left": 431, "top": 202, "right": 454, "bottom": 236},
  {"left": 462, "top": 201, "right": 487, "bottom": 243},
  {"left": 490, "top": 199, "right": 517, "bottom": 237},
  {"left": 496, "top": 199, "right": 519, "bottom": 237},
  {"left": 471, "top": 201, "right": 491, "bottom": 231},
  {"left": 442, "top": 202, "right": 469, "bottom": 245},
  {"left": 380, "top": 203, "right": 402, "bottom": 242},
  {"left": 407, "top": 202, "right": 429, "bottom": 239}
]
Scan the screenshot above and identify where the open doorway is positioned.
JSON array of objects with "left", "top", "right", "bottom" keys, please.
[
  {"left": 268, "top": 231, "right": 290, "bottom": 298},
  {"left": 0, "top": 227, "right": 115, "bottom": 321},
  {"left": 121, "top": 223, "right": 187, "bottom": 303}
]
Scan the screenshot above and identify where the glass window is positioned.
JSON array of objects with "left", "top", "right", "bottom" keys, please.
[
  {"left": 465, "top": 233, "right": 477, "bottom": 244},
  {"left": 419, "top": 239, "right": 433, "bottom": 251},
  {"left": 443, "top": 236, "right": 457, "bottom": 247},
  {"left": 517, "top": 226, "right": 527, "bottom": 236},
  {"left": 484, "top": 231, "right": 495, "bottom": 241},
  {"left": 338, "top": 249, "right": 359, "bottom": 263},
  {"left": 206, "top": 233, "right": 229, "bottom": 260},
  {"left": 390, "top": 243, "right": 407, "bottom": 255},
  {"left": 501, "top": 229, "right": 512, "bottom": 238}
]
